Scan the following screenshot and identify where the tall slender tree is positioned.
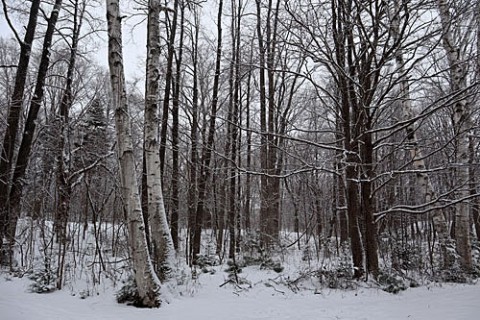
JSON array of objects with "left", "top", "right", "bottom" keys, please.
[
  {"left": 2, "top": 0, "right": 63, "bottom": 262},
  {"left": 0, "top": 0, "right": 41, "bottom": 263},
  {"left": 436, "top": 0, "right": 473, "bottom": 270},
  {"left": 144, "top": 0, "right": 176, "bottom": 281},
  {"left": 106, "top": 0, "right": 162, "bottom": 307},
  {"left": 189, "top": 0, "right": 224, "bottom": 263}
]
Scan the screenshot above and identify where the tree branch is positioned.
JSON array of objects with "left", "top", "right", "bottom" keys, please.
[{"left": 1, "top": 0, "right": 22, "bottom": 44}]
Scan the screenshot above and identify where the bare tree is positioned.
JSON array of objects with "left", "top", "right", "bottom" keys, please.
[
  {"left": 106, "top": 0, "right": 162, "bottom": 307},
  {"left": 189, "top": 0, "right": 224, "bottom": 264},
  {"left": 144, "top": 0, "right": 176, "bottom": 281},
  {"left": 0, "top": 0, "right": 41, "bottom": 264},
  {"left": 436, "top": 0, "right": 473, "bottom": 270},
  {"left": 390, "top": 0, "right": 452, "bottom": 268}
]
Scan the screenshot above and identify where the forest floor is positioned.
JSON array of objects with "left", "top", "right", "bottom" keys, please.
[{"left": 1, "top": 265, "right": 479, "bottom": 320}]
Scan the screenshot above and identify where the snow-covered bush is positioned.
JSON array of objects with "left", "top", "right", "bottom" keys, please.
[
  {"left": 28, "top": 269, "right": 56, "bottom": 294},
  {"left": 392, "top": 241, "right": 423, "bottom": 271},
  {"left": 116, "top": 275, "right": 141, "bottom": 306},
  {"left": 316, "top": 263, "right": 355, "bottom": 290},
  {"left": 377, "top": 272, "right": 408, "bottom": 294},
  {"left": 260, "top": 258, "right": 284, "bottom": 273}
]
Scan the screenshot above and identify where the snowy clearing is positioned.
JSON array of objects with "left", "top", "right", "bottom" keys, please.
[{"left": 1, "top": 268, "right": 479, "bottom": 320}]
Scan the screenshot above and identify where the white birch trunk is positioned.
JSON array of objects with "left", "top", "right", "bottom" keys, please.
[
  {"left": 106, "top": 0, "right": 162, "bottom": 307},
  {"left": 145, "top": 0, "right": 176, "bottom": 282},
  {"left": 436, "top": 0, "right": 472, "bottom": 270},
  {"left": 391, "top": 1, "right": 452, "bottom": 267}
]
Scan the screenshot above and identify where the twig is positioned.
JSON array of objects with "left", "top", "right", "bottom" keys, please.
[{"left": 1, "top": 0, "right": 22, "bottom": 44}]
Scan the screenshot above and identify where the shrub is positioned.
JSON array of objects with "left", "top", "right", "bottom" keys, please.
[
  {"left": 28, "top": 269, "right": 56, "bottom": 294},
  {"left": 116, "top": 275, "right": 141, "bottom": 306}
]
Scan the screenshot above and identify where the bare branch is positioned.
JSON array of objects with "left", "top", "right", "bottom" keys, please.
[{"left": 1, "top": 0, "right": 22, "bottom": 44}]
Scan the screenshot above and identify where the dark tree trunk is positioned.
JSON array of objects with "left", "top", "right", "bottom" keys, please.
[
  {"left": 332, "top": 0, "right": 365, "bottom": 278},
  {"left": 141, "top": 153, "right": 151, "bottom": 252},
  {"left": 361, "top": 131, "right": 379, "bottom": 278},
  {"left": 190, "top": 0, "right": 223, "bottom": 263},
  {"left": 159, "top": 0, "right": 179, "bottom": 174},
  {"left": 187, "top": 10, "right": 199, "bottom": 265},
  {"left": 0, "top": 0, "right": 41, "bottom": 261},
  {"left": 170, "top": 1, "right": 184, "bottom": 251},
  {"left": 5, "top": 0, "right": 63, "bottom": 256},
  {"left": 54, "top": 0, "right": 85, "bottom": 289}
]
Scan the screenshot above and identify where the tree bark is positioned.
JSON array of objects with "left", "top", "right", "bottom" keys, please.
[
  {"left": 390, "top": 0, "right": 453, "bottom": 268},
  {"left": 436, "top": 0, "right": 472, "bottom": 270},
  {"left": 55, "top": 0, "right": 85, "bottom": 289},
  {"left": 0, "top": 0, "right": 41, "bottom": 263},
  {"left": 4, "top": 0, "right": 64, "bottom": 262},
  {"left": 144, "top": 0, "right": 176, "bottom": 281},
  {"left": 190, "top": 0, "right": 223, "bottom": 263},
  {"left": 332, "top": 0, "right": 364, "bottom": 278},
  {"left": 170, "top": 0, "right": 184, "bottom": 252},
  {"left": 106, "top": 0, "right": 162, "bottom": 307}
]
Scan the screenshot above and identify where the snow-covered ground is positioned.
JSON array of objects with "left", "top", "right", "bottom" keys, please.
[{"left": 1, "top": 267, "right": 479, "bottom": 320}]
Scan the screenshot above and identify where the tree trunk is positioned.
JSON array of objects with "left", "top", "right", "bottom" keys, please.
[
  {"left": 332, "top": 0, "right": 364, "bottom": 278},
  {"left": 144, "top": 0, "right": 176, "bottom": 281},
  {"left": 436, "top": 0, "right": 472, "bottom": 270},
  {"left": 335, "top": 109, "right": 349, "bottom": 244},
  {"left": 170, "top": 0, "right": 184, "bottom": 252},
  {"left": 5, "top": 0, "right": 63, "bottom": 263},
  {"left": 361, "top": 130, "right": 379, "bottom": 277},
  {"left": 190, "top": 0, "right": 223, "bottom": 263},
  {"left": 106, "top": 0, "right": 161, "bottom": 307},
  {"left": 187, "top": 8, "right": 200, "bottom": 265},
  {"left": 0, "top": 1, "right": 41, "bottom": 259},
  {"left": 256, "top": 0, "right": 280, "bottom": 248},
  {"left": 159, "top": 0, "right": 179, "bottom": 174},
  {"left": 225, "top": 0, "right": 242, "bottom": 260},
  {"left": 55, "top": 0, "right": 85, "bottom": 289},
  {"left": 391, "top": 0, "right": 453, "bottom": 268}
]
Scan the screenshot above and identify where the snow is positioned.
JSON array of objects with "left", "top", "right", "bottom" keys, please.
[{"left": 1, "top": 268, "right": 479, "bottom": 320}]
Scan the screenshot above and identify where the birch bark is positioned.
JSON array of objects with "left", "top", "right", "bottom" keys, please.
[
  {"left": 390, "top": 1, "right": 452, "bottom": 268},
  {"left": 106, "top": 0, "right": 162, "bottom": 307},
  {"left": 144, "top": 0, "right": 176, "bottom": 281},
  {"left": 436, "top": 0, "right": 472, "bottom": 270}
]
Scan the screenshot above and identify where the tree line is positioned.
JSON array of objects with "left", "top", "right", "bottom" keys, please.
[{"left": 0, "top": 0, "right": 479, "bottom": 307}]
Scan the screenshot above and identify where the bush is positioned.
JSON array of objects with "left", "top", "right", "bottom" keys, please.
[
  {"left": 195, "top": 253, "right": 219, "bottom": 275},
  {"left": 391, "top": 241, "right": 423, "bottom": 271},
  {"left": 28, "top": 269, "right": 56, "bottom": 294},
  {"left": 224, "top": 259, "right": 242, "bottom": 274},
  {"left": 377, "top": 272, "right": 408, "bottom": 294},
  {"left": 316, "top": 264, "right": 355, "bottom": 290},
  {"left": 116, "top": 275, "right": 141, "bottom": 306},
  {"left": 260, "top": 258, "right": 284, "bottom": 273}
]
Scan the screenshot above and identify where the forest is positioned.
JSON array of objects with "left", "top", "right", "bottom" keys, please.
[{"left": 0, "top": 0, "right": 479, "bottom": 311}]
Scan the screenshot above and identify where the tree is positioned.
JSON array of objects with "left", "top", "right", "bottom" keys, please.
[
  {"left": 390, "top": 0, "right": 452, "bottom": 268},
  {"left": 189, "top": 0, "right": 224, "bottom": 264},
  {"left": 144, "top": 0, "right": 176, "bottom": 281},
  {"left": 54, "top": 0, "right": 85, "bottom": 289},
  {"left": 106, "top": 0, "right": 162, "bottom": 307},
  {"left": 436, "top": 0, "right": 473, "bottom": 270},
  {"left": 0, "top": 0, "right": 41, "bottom": 264},
  {"left": 170, "top": 0, "right": 186, "bottom": 251},
  {"left": 255, "top": 0, "right": 282, "bottom": 248}
]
